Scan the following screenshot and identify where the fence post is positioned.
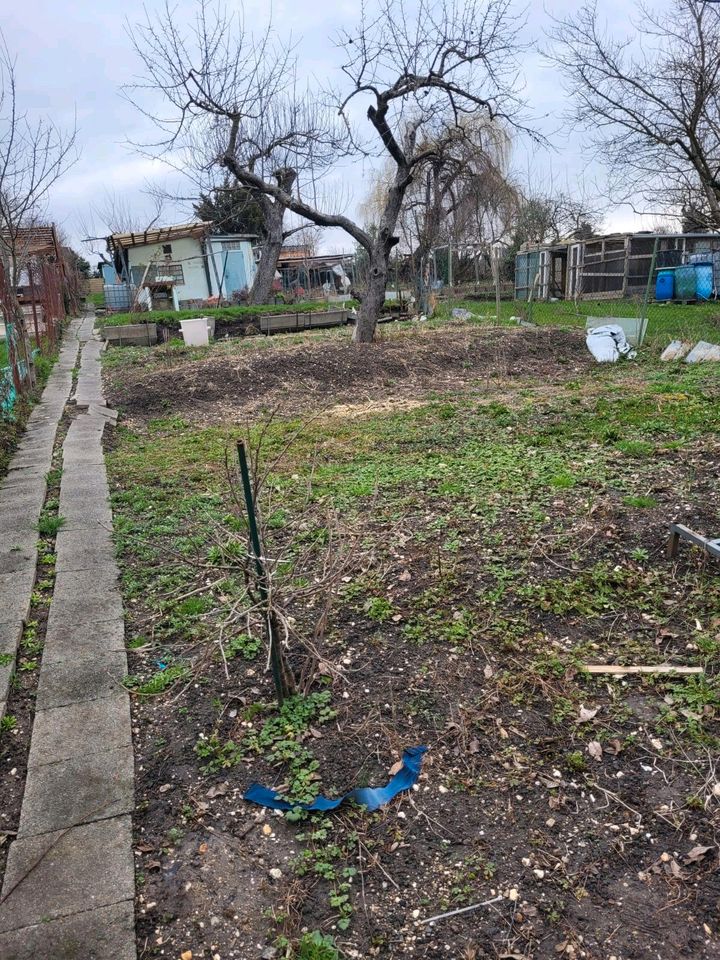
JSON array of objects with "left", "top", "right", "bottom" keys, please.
[{"left": 640, "top": 237, "right": 659, "bottom": 334}]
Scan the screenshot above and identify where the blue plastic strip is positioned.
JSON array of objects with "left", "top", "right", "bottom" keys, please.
[{"left": 244, "top": 745, "right": 427, "bottom": 812}]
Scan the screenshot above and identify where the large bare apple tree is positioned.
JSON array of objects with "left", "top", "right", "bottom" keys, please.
[{"left": 127, "top": 0, "right": 529, "bottom": 341}]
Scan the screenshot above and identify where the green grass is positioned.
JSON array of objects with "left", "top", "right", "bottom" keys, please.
[
  {"left": 87, "top": 291, "right": 105, "bottom": 307},
  {"left": 434, "top": 296, "right": 720, "bottom": 351},
  {"left": 101, "top": 299, "right": 342, "bottom": 329},
  {"left": 0, "top": 341, "right": 7, "bottom": 366}
]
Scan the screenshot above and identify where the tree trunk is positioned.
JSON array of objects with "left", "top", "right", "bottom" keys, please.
[
  {"left": 249, "top": 199, "right": 285, "bottom": 305},
  {"left": 246, "top": 171, "right": 297, "bottom": 305},
  {"left": 354, "top": 250, "right": 389, "bottom": 342},
  {"left": 353, "top": 168, "right": 409, "bottom": 343}
]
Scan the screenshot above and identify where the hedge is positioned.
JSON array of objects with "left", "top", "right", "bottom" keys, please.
[{"left": 100, "top": 300, "right": 351, "bottom": 329}]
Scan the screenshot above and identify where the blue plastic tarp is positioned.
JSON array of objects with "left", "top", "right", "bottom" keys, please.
[{"left": 244, "top": 745, "right": 427, "bottom": 812}]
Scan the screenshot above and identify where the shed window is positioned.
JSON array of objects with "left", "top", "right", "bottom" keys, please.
[
  {"left": 150, "top": 262, "right": 184, "bottom": 283},
  {"left": 221, "top": 240, "right": 244, "bottom": 250},
  {"left": 162, "top": 244, "right": 173, "bottom": 256}
]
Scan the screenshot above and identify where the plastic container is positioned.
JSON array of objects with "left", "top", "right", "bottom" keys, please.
[
  {"left": 674, "top": 265, "right": 696, "bottom": 300},
  {"left": 655, "top": 269, "right": 674, "bottom": 301},
  {"left": 694, "top": 262, "right": 713, "bottom": 300},
  {"left": 179, "top": 317, "right": 210, "bottom": 347}
]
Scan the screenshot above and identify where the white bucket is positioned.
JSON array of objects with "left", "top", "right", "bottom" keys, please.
[{"left": 180, "top": 317, "right": 210, "bottom": 347}]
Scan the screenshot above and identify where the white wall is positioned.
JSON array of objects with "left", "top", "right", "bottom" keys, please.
[{"left": 127, "top": 236, "right": 210, "bottom": 303}]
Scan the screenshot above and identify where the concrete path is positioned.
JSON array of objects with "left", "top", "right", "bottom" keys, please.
[
  {"left": 0, "top": 318, "right": 82, "bottom": 720},
  {"left": 0, "top": 317, "right": 136, "bottom": 960}
]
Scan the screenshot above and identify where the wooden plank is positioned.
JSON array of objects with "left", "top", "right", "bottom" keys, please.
[{"left": 584, "top": 664, "right": 703, "bottom": 676}]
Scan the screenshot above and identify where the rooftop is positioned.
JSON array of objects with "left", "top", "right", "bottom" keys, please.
[{"left": 107, "top": 222, "right": 212, "bottom": 252}]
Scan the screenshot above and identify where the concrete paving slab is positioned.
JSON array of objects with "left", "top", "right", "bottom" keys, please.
[
  {"left": 55, "top": 471, "right": 109, "bottom": 494},
  {"left": 52, "top": 568, "right": 119, "bottom": 603},
  {"left": 60, "top": 451, "right": 107, "bottom": 468},
  {"left": 0, "top": 816, "right": 134, "bottom": 932},
  {"left": 36, "top": 651, "right": 128, "bottom": 709},
  {"left": 0, "top": 478, "right": 47, "bottom": 505},
  {"left": 0, "top": 620, "right": 23, "bottom": 655},
  {"left": 55, "top": 529, "right": 117, "bottom": 574},
  {"left": 0, "top": 570, "right": 35, "bottom": 624},
  {"left": 0, "top": 664, "right": 14, "bottom": 718},
  {"left": 42, "top": 617, "right": 125, "bottom": 663},
  {"left": 0, "top": 542, "right": 37, "bottom": 574},
  {"left": 48, "top": 588, "right": 123, "bottom": 624},
  {"left": 18, "top": 745, "right": 134, "bottom": 837},
  {"left": 0, "top": 505, "right": 42, "bottom": 531},
  {"left": 59, "top": 489, "right": 111, "bottom": 516},
  {"left": 0, "top": 900, "right": 135, "bottom": 960},
  {"left": 0, "top": 490, "right": 46, "bottom": 517},
  {"left": 28, "top": 695, "right": 131, "bottom": 767},
  {"left": 2, "top": 465, "right": 47, "bottom": 485}
]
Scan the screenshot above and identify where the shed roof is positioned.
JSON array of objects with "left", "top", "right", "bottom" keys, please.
[
  {"left": 108, "top": 221, "right": 212, "bottom": 252},
  {"left": 1, "top": 225, "right": 60, "bottom": 258}
]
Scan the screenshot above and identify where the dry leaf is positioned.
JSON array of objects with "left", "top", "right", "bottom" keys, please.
[
  {"left": 388, "top": 759, "right": 404, "bottom": 776},
  {"left": 484, "top": 664, "right": 494, "bottom": 679},
  {"left": 198, "top": 842, "right": 208, "bottom": 855},
  {"left": 496, "top": 718, "right": 509, "bottom": 739},
  {"left": 207, "top": 782, "right": 229, "bottom": 799},
  {"left": 158, "top": 783, "right": 172, "bottom": 794},
  {"left": 685, "top": 844, "right": 713, "bottom": 863},
  {"left": 578, "top": 705, "right": 599, "bottom": 722},
  {"left": 468, "top": 738, "right": 480, "bottom": 754},
  {"left": 181, "top": 952, "right": 193, "bottom": 960},
  {"left": 262, "top": 824, "right": 272, "bottom": 836},
  {"left": 587, "top": 740, "right": 603, "bottom": 761},
  {"left": 399, "top": 569, "right": 412, "bottom": 581}
]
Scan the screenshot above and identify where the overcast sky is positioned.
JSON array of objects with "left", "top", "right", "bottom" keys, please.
[{"left": 3, "top": 0, "right": 661, "bottom": 262}]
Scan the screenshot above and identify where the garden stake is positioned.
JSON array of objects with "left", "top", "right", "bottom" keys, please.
[{"left": 237, "top": 440, "right": 294, "bottom": 704}]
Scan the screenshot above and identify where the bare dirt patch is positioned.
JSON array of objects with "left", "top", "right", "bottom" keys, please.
[{"left": 105, "top": 326, "right": 592, "bottom": 424}]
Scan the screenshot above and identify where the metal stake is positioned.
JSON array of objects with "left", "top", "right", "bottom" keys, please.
[{"left": 237, "top": 440, "right": 293, "bottom": 704}]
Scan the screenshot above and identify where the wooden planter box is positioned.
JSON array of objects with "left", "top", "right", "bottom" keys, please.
[
  {"left": 258, "top": 310, "right": 348, "bottom": 334},
  {"left": 103, "top": 323, "right": 158, "bottom": 346}
]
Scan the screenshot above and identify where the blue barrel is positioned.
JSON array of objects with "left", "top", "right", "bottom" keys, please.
[
  {"left": 695, "top": 262, "right": 713, "bottom": 300},
  {"left": 674, "top": 265, "right": 696, "bottom": 300},
  {"left": 655, "top": 269, "right": 674, "bottom": 301}
]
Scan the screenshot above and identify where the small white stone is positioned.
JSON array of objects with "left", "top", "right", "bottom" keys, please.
[{"left": 269, "top": 868, "right": 282, "bottom": 880}]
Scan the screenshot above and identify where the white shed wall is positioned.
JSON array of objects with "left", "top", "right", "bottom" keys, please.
[{"left": 127, "top": 236, "right": 210, "bottom": 302}]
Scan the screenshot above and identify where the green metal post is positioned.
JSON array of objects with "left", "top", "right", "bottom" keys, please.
[{"left": 237, "top": 440, "right": 287, "bottom": 705}]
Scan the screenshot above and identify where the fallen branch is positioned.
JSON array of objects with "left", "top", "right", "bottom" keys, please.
[
  {"left": 584, "top": 664, "right": 703, "bottom": 676},
  {"left": 419, "top": 895, "right": 505, "bottom": 925}
]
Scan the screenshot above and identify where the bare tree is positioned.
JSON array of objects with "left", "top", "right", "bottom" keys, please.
[
  {"left": 78, "top": 189, "right": 165, "bottom": 270},
  {"left": 510, "top": 189, "right": 604, "bottom": 248},
  {"left": 388, "top": 114, "right": 518, "bottom": 305},
  {"left": 126, "top": 2, "right": 344, "bottom": 305},
  {"left": 127, "top": 0, "right": 531, "bottom": 342},
  {"left": 549, "top": 0, "right": 720, "bottom": 229},
  {"left": 0, "top": 33, "right": 77, "bottom": 390}
]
